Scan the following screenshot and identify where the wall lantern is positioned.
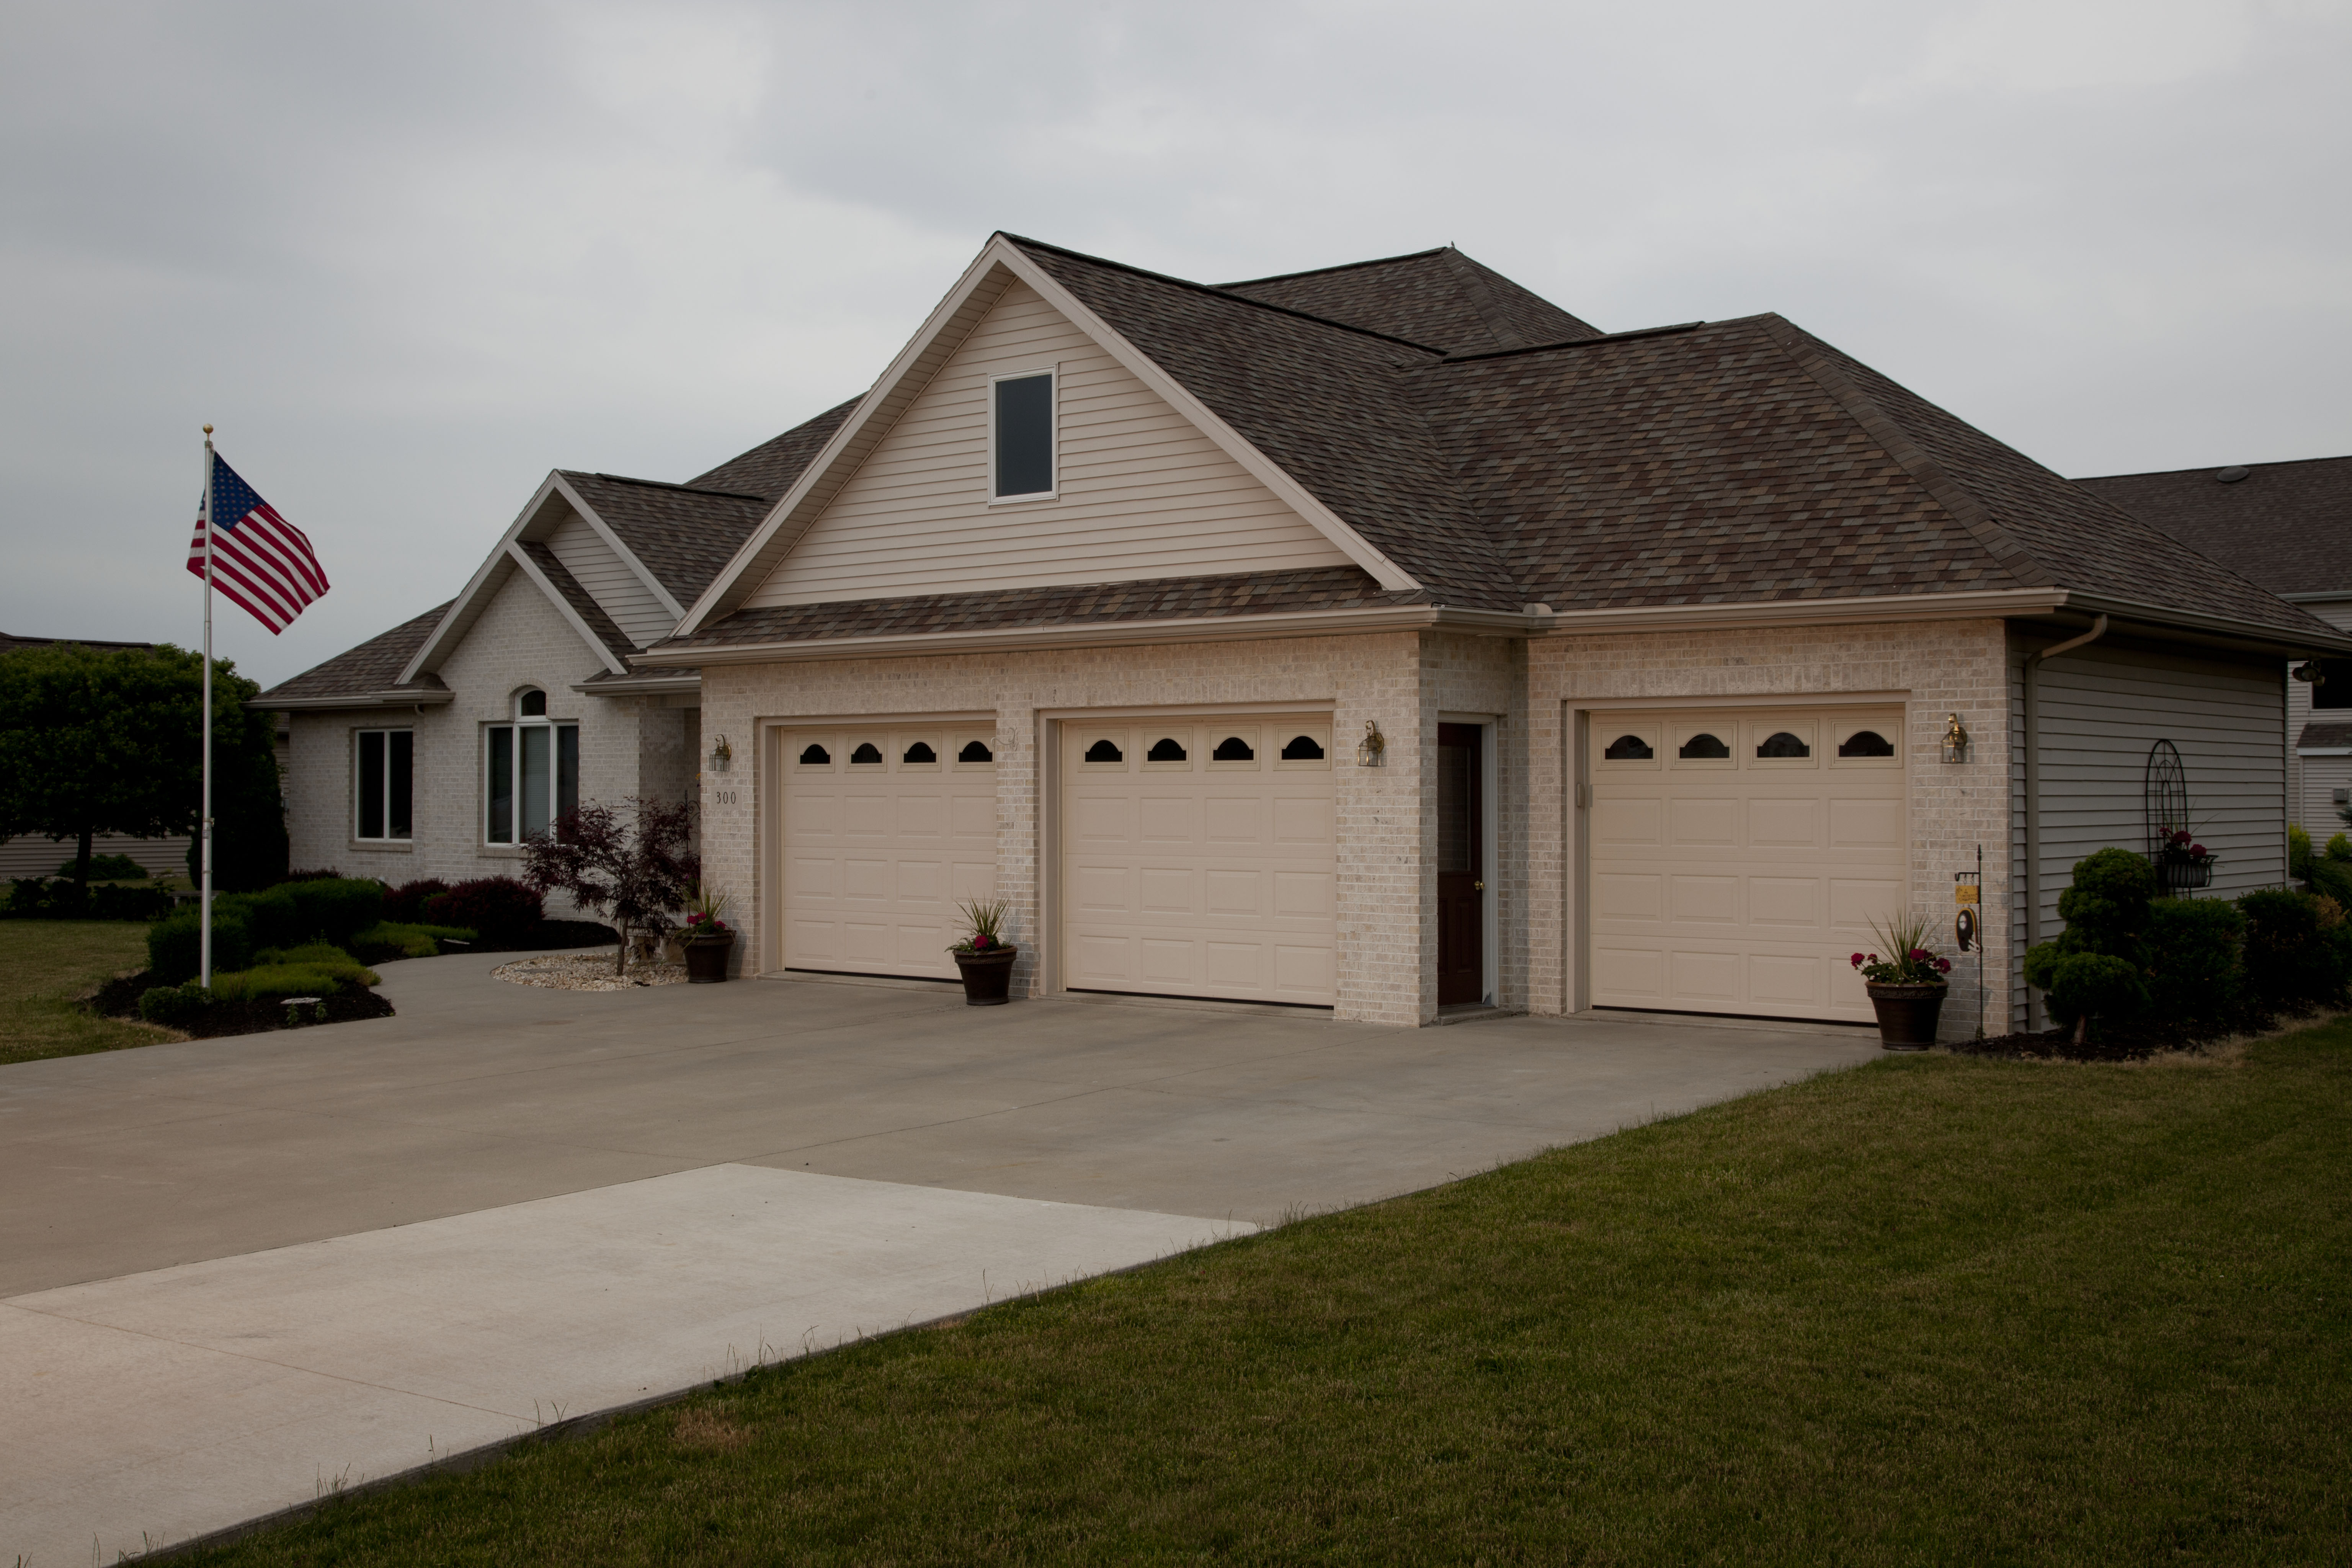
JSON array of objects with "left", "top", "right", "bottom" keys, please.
[
  {"left": 1940, "top": 713, "right": 1970, "bottom": 764},
  {"left": 2294, "top": 660, "right": 2326, "bottom": 689},
  {"left": 1356, "top": 720, "right": 1387, "bottom": 768},
  {"left": 708, "top": 733, "right": 733, "bottom": 774}
]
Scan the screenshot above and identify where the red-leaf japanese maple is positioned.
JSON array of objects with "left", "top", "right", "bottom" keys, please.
[{"left": 521, "top": 796, "right": 698, "bottom": 977}]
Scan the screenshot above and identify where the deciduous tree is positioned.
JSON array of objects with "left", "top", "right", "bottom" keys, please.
[{"left": 521, "top": 797, "right": 698, "bottom": 975}]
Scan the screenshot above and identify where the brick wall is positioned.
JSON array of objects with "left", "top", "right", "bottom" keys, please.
[{"left": 1526, "top": 617, "right": 2014, "bottom": 1039}]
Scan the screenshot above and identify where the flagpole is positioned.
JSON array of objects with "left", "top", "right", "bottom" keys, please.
[{"left": 200, "top": 425, "right": 216, "bottom": 989}]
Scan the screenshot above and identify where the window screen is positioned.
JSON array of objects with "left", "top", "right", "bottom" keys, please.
[{"left": 994, "top": 373, "right": 1054, "bottom": 497}]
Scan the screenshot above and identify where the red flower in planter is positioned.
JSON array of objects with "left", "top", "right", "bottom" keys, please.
[
  {"left": 1935, "top": 957, "right": 1952, "bottom": 974},
  {"left": 1850, "top": 952, "right": 1865, "bottom": 966}
]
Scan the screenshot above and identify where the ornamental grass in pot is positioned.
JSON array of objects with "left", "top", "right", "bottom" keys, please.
[
  {"left": 1851, "top": 912, "right": 1953, "bottom": 1050},
  {"left": 682, "top": 884, "right": 735, "bottom": 984},
  {"left": 947, "top": 898, "right": 1017, "bottom": 1006}
]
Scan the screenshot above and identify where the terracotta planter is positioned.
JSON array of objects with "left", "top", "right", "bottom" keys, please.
[
  {"left": 952, "top": 945, "right": 1018, "bottom": 1006},
  {"left": 684, "top": 934, "right": 735, "bottom": 984},
  {"left": 1865, "top": 982, "right": 1946, "bottom": 1050}
]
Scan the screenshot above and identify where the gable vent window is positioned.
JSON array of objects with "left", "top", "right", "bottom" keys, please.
[
  {"left": 1679, "top": 733, "right": 1731, "bottom": 760},
  {"left": 850, "top": 742, "right": 885, "bottom": 765},
  {"left": 1084, "top": 738, "right": 1124, "bottom": 764},
  {"left": 799, "top": 743, "right": 831, "bottom": 765},
  {"left": 958, "top": 740, "right": 994, "bottom": 764},
  {"left": 1838, "top": 730, "right": 1896, "bottom": 758},
  {"left": 1280, "top": 734, "right": 1325, "bottom": 761},
  {"left": 1603, "top": 734, "right": 1653, "bottom": 761},
  {"left": 902, "top": 741, "right": 938, "bottom": 765},
  {"left": 992, "top": 370, "right": 1056, "bottom": 500},
  {"left": 1757, "top": 731, "right": 1811, "bottom": 759},
  {"left": 486, "top": 697, "right": 577, "bottom": 846},
  {"left": 356, "top": 729, "right": 413, "bottom": 841},
  {"left": 1147, "top": 737, "right": 1188, "bottom": 763},
  {"left": 1212, "top": 736, "right": 1256, "bottom": 762}
]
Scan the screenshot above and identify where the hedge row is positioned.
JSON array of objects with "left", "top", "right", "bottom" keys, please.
[{"left": 5, "top": 877, "right": 175, "bottom": 921}]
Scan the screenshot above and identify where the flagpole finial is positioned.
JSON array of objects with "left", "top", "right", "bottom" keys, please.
[{"left": 203, "top": 424, "right": 213, "bottom": 435}]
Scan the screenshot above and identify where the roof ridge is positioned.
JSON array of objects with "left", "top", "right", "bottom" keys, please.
[
  {"left": 1433, "top": 320, "right": 1707, "bottom": 365},
  {"left": 1753, "top": 315, "right": 2050, "bottom": 592},
  {"left": 572, "top": 471, "right": 768, "bottom": 502},
  {"left": 1436, "top": 248, "right": 1529, "bottom": 351},
  {"left": 1214, "top": 246, "right": 1451, "bottom": 290},
  {"left": 999, "top": 233, "right": 1448, "bottom": 356}
]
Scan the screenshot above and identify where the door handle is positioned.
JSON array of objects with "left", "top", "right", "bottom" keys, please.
[{"left": 1473, "top": 880, "right": 1485, "bottom": 892}]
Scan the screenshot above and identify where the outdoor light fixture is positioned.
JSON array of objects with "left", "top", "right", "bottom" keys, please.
[
  {"left": 708, "top": 733, "right": 733, "bottom": 774},
  {"left": 2294, "top": 661, "right": 2326, "bottom": 688},
  {"left": 1356, "top": 720, "right": 1387, "bottom": 767},
  {"left": 1940, "top": 713, "right": 1970, "bottom": 764}
]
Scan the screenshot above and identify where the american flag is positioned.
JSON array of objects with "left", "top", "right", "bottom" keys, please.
[{"left": 185, "top": 453, "right": 328, "bottom": 634}]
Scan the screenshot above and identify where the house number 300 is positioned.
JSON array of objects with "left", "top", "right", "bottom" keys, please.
[{"left": 710, "top": 790, "right": 739, "bottom": 806}]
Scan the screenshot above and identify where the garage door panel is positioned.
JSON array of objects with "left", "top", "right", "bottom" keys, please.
[
  {"left": 1592, "top": 706, "right": 1903, "bottom": 1024},
  {"left": 781, "top": 727, "right": 999, "bottom": 981},
  {"left": 1064, "top": 713, "right": 1334, "bottom": 1007}
]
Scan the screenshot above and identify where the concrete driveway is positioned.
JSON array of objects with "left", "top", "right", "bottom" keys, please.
[{"left": 1, "top": 953, "right": 1879, "bottom": 1561}]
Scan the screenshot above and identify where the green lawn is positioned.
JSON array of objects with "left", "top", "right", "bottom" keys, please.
[
  {"left": 0, "top": 918, "right": 177, "bottom": 1065},
  {"left": 191, "top": 1027, "right": 2352, "bottom": 1566}
]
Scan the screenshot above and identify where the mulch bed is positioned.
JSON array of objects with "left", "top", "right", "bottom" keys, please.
[{"left": 1946, "top": 1027, "right": 2171, "bottom": 1063}]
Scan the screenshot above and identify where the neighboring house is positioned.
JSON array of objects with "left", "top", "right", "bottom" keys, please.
[
  {"left": 261, "top": 235, "right": 2351, "bottom": 1037},
  {"left": 2076, "top": 457, "right": 2352, "bottom": 836},
  {"left": 0, "top": 631, "right": 196, "bottom": 879}
]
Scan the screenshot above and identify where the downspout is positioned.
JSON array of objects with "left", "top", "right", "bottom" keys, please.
[{"left": 2023, "top": 614, "right": 2107, "bottom": 1030}]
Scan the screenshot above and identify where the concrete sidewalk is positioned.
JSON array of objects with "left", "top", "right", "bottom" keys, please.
[{"left": 1, "top": 953, "right": 1881, "bottom": 1560}]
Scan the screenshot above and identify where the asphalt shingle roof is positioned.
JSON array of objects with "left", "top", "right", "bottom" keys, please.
[
  {"left": 2298, "top": 720, "right": 2352, "bottom": 750},
  {"left": 2076, "top": 456, "right": 2352, "bottom": 598},
  {"left": 1220, "top": 247, "right": 1602, "bottom": 355},
  {"left": 516, "top": 541, "right": 634, "bottom": 656},
  {"left": 255, "top": 601, "right": 451, "bottom": 704},
  {"left": 556, "top": 474, "right": 773, "bottom": 612},
  {"left": 690, "top": 397, "right": 861, "bottom": 501}
]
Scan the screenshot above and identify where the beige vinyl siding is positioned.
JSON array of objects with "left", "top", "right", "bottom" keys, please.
[
  {"left": 546, "top": 513, "right": 671, "bottom": 649},
  {"left": 2289, "top": 598, "right": 2352, "bottom": 830},
  {"left": 2013, "top": 632, "right": 2286, "bottom": 1026},
  {"left": 743, "top": 280, "right": 1353, "bottom": 608}
]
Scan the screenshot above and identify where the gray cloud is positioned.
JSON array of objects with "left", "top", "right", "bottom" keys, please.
[{"left": 4, "top": 0, "right": 2345, "bottom": 686}]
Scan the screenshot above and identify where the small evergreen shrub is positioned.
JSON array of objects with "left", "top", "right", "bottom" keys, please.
[
  {"left": 283, "top": 877, "right": 384, "bottom": 943},
  {"left": 2022, "top": 847, "right": 2156, "bottom": 1041},
  {"left": 422, "top": 877, "right": 543, "bottom": 945},
  {"left": 2235, "top": 888, "right": 2352, "bottom": 1013},
  {"left": 351, "top": 921, "right": 476, "bottom": 961},
  {"left": 147, "top": 907, "right": 253, "bottom": 984},
  {"left": 139, "top": 982, "right": 212, "bottom": 1027},
  {"left": 58, "top": 853, "right": 149, "bottom": 880},
  {"left": 2146, "top": 897, "right": 2247, "bottom": 1038},
  {"left": 381, "top": 878, "right": 452, "bottom": 924},
  {"left": 234, "top": 886, "right": 304, "bottom": 950}
]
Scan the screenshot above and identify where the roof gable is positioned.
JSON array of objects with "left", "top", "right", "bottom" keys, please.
[
  {"left": 735, "top": 276, "right": 1357, "bottom": 611},
  {"left": 1220, "top": 247, "right": 1602, "bottom": 355}
]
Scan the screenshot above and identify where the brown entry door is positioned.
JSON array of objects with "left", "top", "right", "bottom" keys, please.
[{"left": 1437, "top": 723, "right": 1483, "bottom": 1005}]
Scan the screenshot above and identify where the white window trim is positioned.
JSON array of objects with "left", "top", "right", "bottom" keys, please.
[
  {"left": 483, "top": 713, "right": 579, "bottom": 847},
  {"left": 353, "top": 727, "right": 413, "bottom": 842},
  {"left": 986, "top": 363, "right": 1059, "bottom": 505}
]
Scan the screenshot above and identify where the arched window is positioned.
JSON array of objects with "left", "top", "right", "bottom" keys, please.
[
  {"left": 958, "top": 740, "right": 993, "bottom": 764},
  {"left": 1837, "top": 730, "right": 1895, "bottom": 758},
  {"left": 486, "top": 693, "right": 574, "bottom": 845},
  {"left": 1756, "top": 731, "right": 1811, "bottom": 759},
  {"left": 902, "top": 741, "right": 938, "bottom": 764},
  {"left": 1147, "top": 737, "right": 1188, "bottom": 763},
  {"left": 1280, "top": 734, "right": 1325, "bottom": 761},
  {"left": 798, "top": 743, "right": 831, "bottom": 765},
  {"left": 1212, "top": 735, "right": 1255, "bottom": 762},
  {"left": 1603, "top": 734, "right": 1653, "bottom": 761},
  {"left": 1679, "top": 732, "right": 1730, "bottom": 760},
  {"left": 850, "top": 742, "right": 884, "bottom": 765},
  {"left": 516, "top": 688, "right": 547, "bottom": 717},
  {"left": 1085, "top": 738, "right": 1124, "bottom": 764}
]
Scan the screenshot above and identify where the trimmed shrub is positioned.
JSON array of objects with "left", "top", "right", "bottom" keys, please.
[
  {"left": 2023, "top": 950, "right": 2149, "bottom": 1037},
  {"left": 2236, "top": 888, "right": 2352, "bottom": 1014},
  {"left": 4, "top": 877, "right": 172, "bottom": 920},
  {"left": 351, "top": 921, "right": 476, "bottom": 962},
  {"left": 2146, "top": 897, "right": 2247, "bottom": 1039},
  {"left": 422, "top": 877, "right": 542, "bottom": 946},
  {"left": 2023, "top": 847, "right": 2157, "bottom": 1040},
  {"left": 234, "top": 886, "right": 304, "bottom": 950},
  {"left": 281, "top": 868, "right": 346, "bottom": 882},
  {"left": 147, "top": 907, "right": 253, "bottom": 984},
  {"left": 139, "top": 982, "right": 211, "bottom": 1027},
  {"left": 59, "top": 853, "right": 148, "bottom": 880},
  {"left": 283, "top": 877, "right": 383, "bottom": 944},
  {"left": 382, "top": 878, "right": 452, "bottom": 924},
  {"left": 211, "top": 958, "right": 378, "bottom": 1003}
]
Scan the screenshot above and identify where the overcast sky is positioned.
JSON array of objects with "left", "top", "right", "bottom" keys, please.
[{"left": 4, "top": 0, "right": 2347, "bottom": 688}]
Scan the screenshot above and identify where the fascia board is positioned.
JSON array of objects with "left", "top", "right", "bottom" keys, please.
[
  {"left": 675, "top": 245, "right": 1023, "bottom": 637},
  {"left": 995, "top": 243, "right": 1419, "bottom": 595},
  {"left": 252, "top": 690, "right": 455, "bottom": 712},
  {"left": 2058, "top": 591, "right": 2352, "bottom": 657},
  {"left": 569, "top": 674, "right": 702, "bottom": 696},
  {"left": 397, "top": 473, "right": 568, "bottom": 683},
  {"left": 546, "top": 473, "right": 688, "bottom": 621},
  {"left": 637, "top": 605, "right": 1447, "bottom": 668},
  {"left": 505, "top": 542, "right": 630, "bottom": 675}
]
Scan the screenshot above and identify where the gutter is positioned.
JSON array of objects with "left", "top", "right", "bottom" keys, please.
[
  {"left": 2022, "top": 614, "right": 2108, "bottom": 1031},
  {"left": 248, "top": 689, "right": 455, "bottom": 713},
  {"left": 569, "top": 673, "right": 702, "bottom": 697}
]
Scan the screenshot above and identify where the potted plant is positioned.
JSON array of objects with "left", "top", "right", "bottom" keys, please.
[
  {"left": 1851, "top": 912, "right": 1953, "bottom": 1050},
  {"left": 947, "top": 898, "right": 1017, "bottom": 1006},
  {"left": 682, "top": 884, "right": 734, "bottom": 984},
  {"left": 2155, "top": 828, "right": 2217, "bottom": 894}
]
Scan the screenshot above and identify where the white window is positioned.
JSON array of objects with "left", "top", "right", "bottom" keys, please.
[
  {"left": 485, "top": 688, "right": 578, "bottom": 844},
  {"left": 355, "top": 728, "right": 413, "bottom": 841},
  {"left": 989, "top": 367, "right": 1057, "bottom": 501}
]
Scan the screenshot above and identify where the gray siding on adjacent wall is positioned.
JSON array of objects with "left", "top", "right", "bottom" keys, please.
[{"left": 2010, "top": 629, "right": 2287, "bottom": 1029}]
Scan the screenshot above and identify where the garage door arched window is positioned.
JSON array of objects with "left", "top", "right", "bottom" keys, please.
[
  {"left": 1679, "top": 732, "right": 1731, "bottom": 760},
  {"left": 1603, "top": 734, "right": 1653, "bottom": 761},
  {"left": 1756, "top": 731, "right": 1811, "bottom": 759},
  {"left": 1085, "top": 738, "right": 1124, "bottom": 763},
  {"left": 1837, "top": 730, "right": 1895, "bottom": 758}
]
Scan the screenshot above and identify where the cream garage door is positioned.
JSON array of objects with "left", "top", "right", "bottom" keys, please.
[
  {"left": 780, "top": 726, "right": 997, "bottom": 981},
  {"left": 1588, "top": 709, "right": 1907, "bottom": 1024},
  {"left": 1061, "top": 717, "right": 1336, "bottom": 1006}
]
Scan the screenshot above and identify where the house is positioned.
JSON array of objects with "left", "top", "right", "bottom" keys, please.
[
  {"left": 0, "top": 631, "right": 195, "bottom": 879},
  {"left": 260, "top": 235, "right": 2351, "bottom": 1037},
  {"left": 2076, "top": 456, "right": 2352, "bottom": 836}
]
